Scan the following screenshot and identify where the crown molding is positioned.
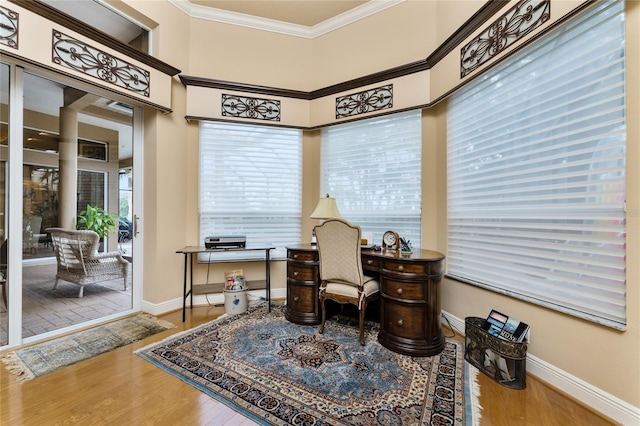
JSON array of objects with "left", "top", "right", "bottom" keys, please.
[
  {"left": 169, "top": 0, "right": 405, "bottom": 39},
  {"left": 8, "top": 0, "right": 181, "bottom": 76},
  {"left": 310, "top": 0, "right": 405, "bottom": 38}
]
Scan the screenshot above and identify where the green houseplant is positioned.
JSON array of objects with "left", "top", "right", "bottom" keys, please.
[{"left": 76, "top": 204, "right": 119, "bottom": 238}]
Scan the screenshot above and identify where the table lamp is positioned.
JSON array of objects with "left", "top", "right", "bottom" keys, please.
[{"left": 310, "top": 194, "right": 343, "bottom": 244}]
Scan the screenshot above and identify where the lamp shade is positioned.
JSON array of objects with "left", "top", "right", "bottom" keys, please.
[{"left": 310, "top": 194, "right": 343, "bottom": 219}]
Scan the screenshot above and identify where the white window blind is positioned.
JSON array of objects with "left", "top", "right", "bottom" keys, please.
[
  {"left": 321, "top": 111, "right": 421, "bottom": 247},
  {"left": 199, "top": 121, "right": 302, "bottom": 261},
  {"left": 447, "top": 1, "right": 626, "bottom": 329}
]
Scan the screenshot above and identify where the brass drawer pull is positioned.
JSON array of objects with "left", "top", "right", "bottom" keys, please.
[
  {"left": 396, "top": 288, "right": 403, "bottom": 295},
  {"left": 293, "top": 254, "right": 299, "bottom": 259},
  {"left": 293, "top": 271, "right": 299, "bottom": 277},
  {"left": 397, "top": 265, "right": 404, "bottom": 272},
  {"left": 397, "top": 319, "right": 404, "bottom": 326},
  {"left": 293, "top": 296, "right": 299, "bottom": 302},
  {"left": 367, "top": 259, "right": 373, "bottom": 265}
]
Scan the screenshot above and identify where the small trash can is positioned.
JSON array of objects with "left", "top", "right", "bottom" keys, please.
[{"left": 224, "top": 288, "right": 248, "bottom": 315}]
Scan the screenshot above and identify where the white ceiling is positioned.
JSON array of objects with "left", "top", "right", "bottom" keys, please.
[
  {"left": 42, "top": 0, "right": 402, "bottom": 41},
  {"left": 188, "top": 0, "right": 370, "bottom": 27}
]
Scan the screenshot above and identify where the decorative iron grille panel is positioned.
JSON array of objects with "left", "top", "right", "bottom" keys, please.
[
  {"left": 221, "top": 94, "right": 281, "bottom": 121},
  {"left": 52, "top": 30, "right": 150, "bottom": 97},
  {"left": 0, "top": 6, "right": 18, "bottom": 49},
  {"left": 336, "top": 84, "right": 393, "bottom": 119},
  {"left": 461, "top": 0, "right": 550, "bottom": 78}
]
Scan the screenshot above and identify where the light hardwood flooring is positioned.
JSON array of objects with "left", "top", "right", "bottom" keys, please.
[{"left": 1, "top": 305, "right": 617, "bottom": 426}]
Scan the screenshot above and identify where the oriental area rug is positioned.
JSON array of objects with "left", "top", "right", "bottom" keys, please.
[
  {"left": 136, "top": 303, "right": 481, "bottom": 425},
  {"left": 1, "top": 313, "right": 175, "bottom": 382}
]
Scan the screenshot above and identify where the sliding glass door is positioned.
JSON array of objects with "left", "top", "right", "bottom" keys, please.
[
  {"left": 0, "top": 62, "right": 140, "bottom": 347},
  {"left": 0, "top": 63, "right": 9, "bottom": 346}
]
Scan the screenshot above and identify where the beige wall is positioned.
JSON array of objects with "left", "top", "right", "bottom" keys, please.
[
  {"left": 115, "top": 0, "right": 640, "bottom": 411},
  {"left": 311, "top": 1, "right": 438, "bottom": 88},
  {"left": 187, "top": 19, "right": 313, "bottom": 90}
]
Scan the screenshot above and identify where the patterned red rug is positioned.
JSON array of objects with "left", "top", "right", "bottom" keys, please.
[{"left": 137, "top": 303, "right": 480, "bottom": 425}]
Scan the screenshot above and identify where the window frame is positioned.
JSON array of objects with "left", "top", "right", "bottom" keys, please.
[
  {"left": 320, "top": 111, "right": 422, "bottom": 248},
  {"left": 198, "top": 121, "right": 303, "bottom": 262},
  {"left": 446, "top": 0, "right": 626, "bottom": 329}
]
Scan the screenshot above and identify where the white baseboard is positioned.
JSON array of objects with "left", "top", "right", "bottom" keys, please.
[
  {"left": 142, "top": 288, "right": 287, "bottom": 317},
  {"left": 442, "top": 311, "right": 640, "bottom": 426}
]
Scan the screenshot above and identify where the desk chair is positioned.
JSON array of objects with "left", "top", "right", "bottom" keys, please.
[{"left": 314, "top": 219, "right": 380, "bottom": 345}]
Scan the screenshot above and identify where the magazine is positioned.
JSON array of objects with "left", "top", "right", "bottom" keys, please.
[
  {"left": 483, "top": 309, "right": 529, "bottom": 343},
  {"left": 483, "top": 348, "right": 517, "bottom": 382},
  {"left": 224, "top": 269, "right": 247, "bottom": 291},
  {"left": 484, "top": 309, "right": 508, "bottom": 337}
]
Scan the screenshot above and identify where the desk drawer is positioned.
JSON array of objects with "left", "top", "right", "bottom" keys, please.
[
  {"left": 287, "top": 281, "right": 316, "bottom": 313},
  {"left": 382, "top": 278, "right": 425, "bottom": 300},
  {"left": 382, "top": 260, "right": 426, "bottom": 275},
  {"left": 288, "top": 250, "right": 318, "bottom": 262},
  {"left": 382, "top": 301, "right": 425, "bottom": 340},
  {"left": 288, "top": 265, "right": 316, "bottom": 281},
  {"left": 362, "top": 255, "right": 380, "bottom": 272},
  {"left": 383, "top": 259, "right": 443, "bottom": 276}
]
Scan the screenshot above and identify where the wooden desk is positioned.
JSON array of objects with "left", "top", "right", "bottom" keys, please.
[
  {"left": 286, "top": 244, "right": 445, "bottom": 357},
  {"left": 176, "top": 246, "right": 273, "bottom": 322}
]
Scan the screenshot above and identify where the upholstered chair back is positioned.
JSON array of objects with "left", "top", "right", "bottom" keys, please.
[{"left": 314, "top": 219, "right": 364, "bottom": 287}]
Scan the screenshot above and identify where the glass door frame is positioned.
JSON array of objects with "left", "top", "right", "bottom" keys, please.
[{"left": 1, "top": 61, "right": 143, "bottom": 349}]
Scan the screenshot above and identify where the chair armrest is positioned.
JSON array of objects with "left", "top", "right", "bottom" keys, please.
[{"left": 88, "top": 251, "right": 128, "bottom": 263}]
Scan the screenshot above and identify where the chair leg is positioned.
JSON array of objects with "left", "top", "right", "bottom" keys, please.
[
  {"left": 359, "top": 301, "right": 367, "bottom": 345},
  {"left": 78, "top": 285, "right": 84, "bottom": 298},
  {"left": 53, "top": 277, "right": 60, "bottom": 290},
  {"left": 319, "top": 297, "right": 327, "bottom": 335}
]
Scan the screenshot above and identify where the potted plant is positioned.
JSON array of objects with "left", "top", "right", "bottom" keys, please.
[{"left": 76, "top": 205, "right": 119, "bottom": 250}]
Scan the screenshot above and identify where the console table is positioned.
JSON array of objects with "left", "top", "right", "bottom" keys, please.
[
  {"left": 286, "top": 244, "right": 445, "bottom": 357},
  {"left": 176, "top": 246, "right": 273, "bottom": 322}
]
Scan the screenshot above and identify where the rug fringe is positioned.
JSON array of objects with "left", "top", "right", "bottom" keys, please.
[
  {"left": 0, "top": 351, "right": 35, "bottom": 383},
  {"left": 2, "top": 312, "right": 174, "bottom": 383},
  {"left": 468, "top": 364, "right": 483, "bottom": 426}
]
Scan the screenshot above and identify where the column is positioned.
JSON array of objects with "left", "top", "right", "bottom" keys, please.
[{"left": 58, "top": 107, "right": 77, "bottom": 229}]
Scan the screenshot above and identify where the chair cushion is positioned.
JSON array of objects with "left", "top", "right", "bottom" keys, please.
[{"left": 324, "top": 277, "right": 380, "bottom": 299}]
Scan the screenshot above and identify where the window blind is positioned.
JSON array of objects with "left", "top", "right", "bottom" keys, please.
[
  {"left": 199, "top": 121, "right": 302, "bottom": 261},
  {"left": 321, "top": 111, "right": 422, "bottom": 247},
  {"left": 447, "top": 1, "right": 626, "bottom": 329}
]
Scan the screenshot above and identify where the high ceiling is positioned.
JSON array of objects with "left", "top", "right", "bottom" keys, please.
[
  {"left": 41, "top": 0, "right": 388, "bottom": 42},
  {"left": 189, "top": 0, "right": 369, "bottom": 27},
  {"left": 28, "top": 0, "right": 381, "bottom": 160}
]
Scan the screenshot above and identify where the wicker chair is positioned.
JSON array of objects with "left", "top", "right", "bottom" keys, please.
[
  {"left": 46, "top": 228, "right": 130, "bottom": 298},
  {"left": 315, "top": 219, "right": 380, "bottom": 345}
]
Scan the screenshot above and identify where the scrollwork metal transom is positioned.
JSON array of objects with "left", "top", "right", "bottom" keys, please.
[
  {"left": 0, "top": 6, "right": 19, "bottom": 49},
  {"left": 52, "top": 30, "right": 150, "bottom": 97},
  {"left": 336, "top": 84, "right": 393, "bottom": 119},
  {"left": 221, "top": 94, "right": 281, "bottom": 121},
  {"left": 461, "top": 0, "right": 550, "bottom": 78}
]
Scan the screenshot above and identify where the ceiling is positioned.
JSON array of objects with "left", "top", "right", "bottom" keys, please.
[
  {"left": 188, "top": 0, "right": 369, "bottom": 27},
  {"left": 27, "top": 0, "right": 384, "bottom": 161},
  {"left": 41, "top": 0, "right": 378, "bottom": 42}
]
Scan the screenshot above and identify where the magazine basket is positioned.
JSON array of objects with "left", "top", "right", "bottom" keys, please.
[{"left": 464, "top": 316, "right": 527, "bottom": 389}]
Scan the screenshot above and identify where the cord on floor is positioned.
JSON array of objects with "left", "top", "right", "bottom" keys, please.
[{"left": 441, "top": 314, "right": 462, "bottom": 338}]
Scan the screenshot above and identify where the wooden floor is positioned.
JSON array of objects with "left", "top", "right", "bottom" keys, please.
[{"left": 1, "top": 305, "right": 617, "bottom": 426}]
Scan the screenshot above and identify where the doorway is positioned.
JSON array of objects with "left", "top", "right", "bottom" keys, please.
[{"left": 0, "top": 64, "right": 140, "bottom": 347}]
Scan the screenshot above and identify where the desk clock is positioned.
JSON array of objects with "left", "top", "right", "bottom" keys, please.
[{"left": 382, "top": 230, "right": 400, "bottom": 250}]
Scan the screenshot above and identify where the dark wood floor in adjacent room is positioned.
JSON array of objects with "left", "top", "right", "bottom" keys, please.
[{"left": 0, "top": 305, "right": 617, "bottom": 426}]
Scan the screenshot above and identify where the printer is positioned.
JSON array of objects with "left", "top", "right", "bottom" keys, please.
[{"left": 204, "top": 235, "right": 246, "bottom": 249}]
